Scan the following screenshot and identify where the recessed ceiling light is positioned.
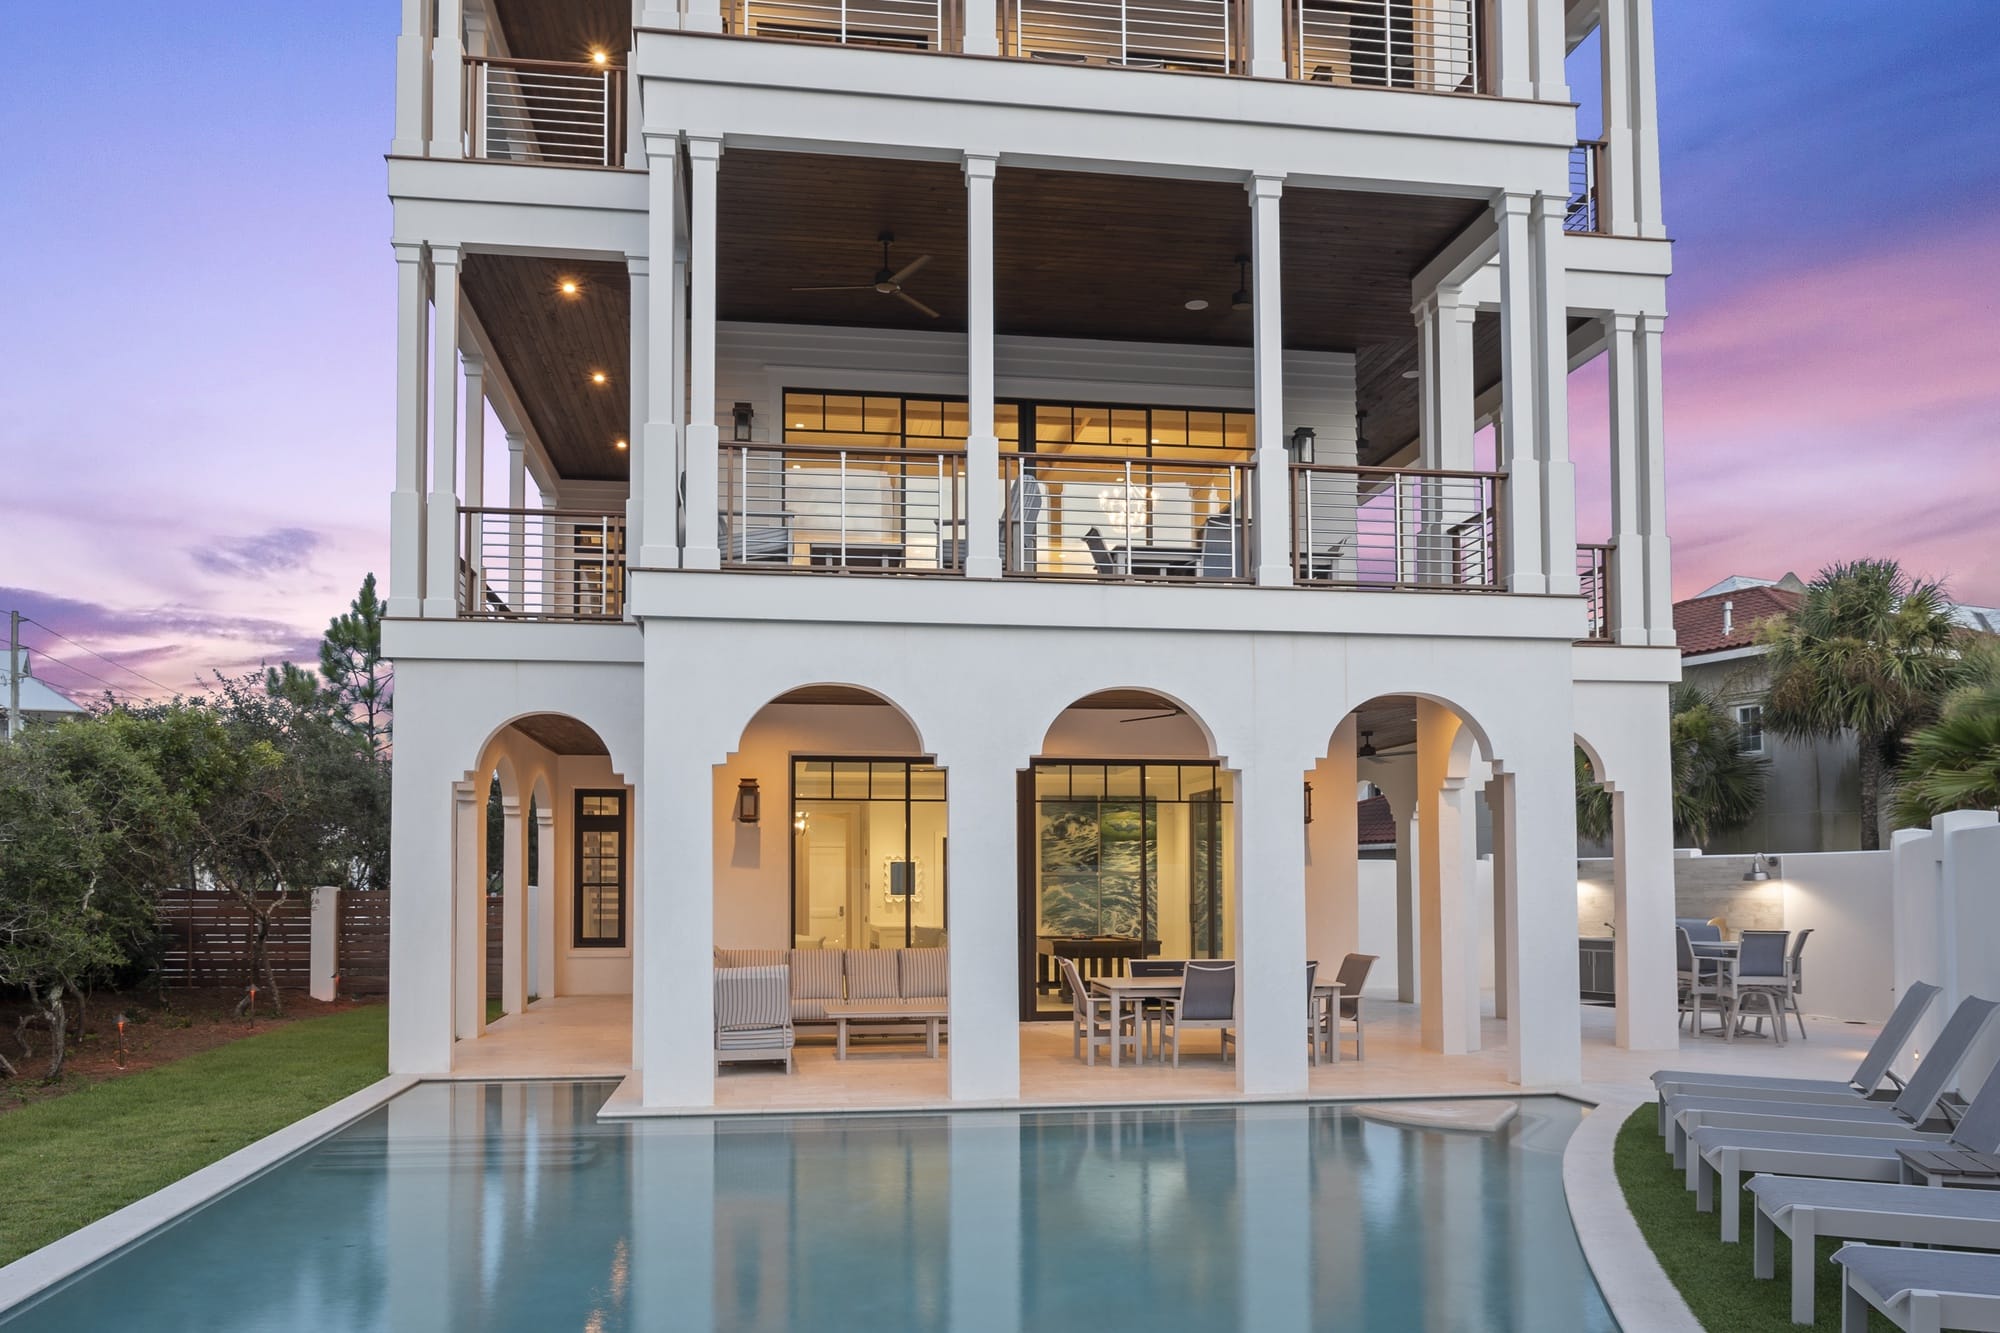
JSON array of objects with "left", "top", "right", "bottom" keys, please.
[
  {"left": 559, "top": 280, "right": 580, "bottom": 296},
  {"left": 613, "top": 438, "right": 627, "bottom": 450},
  {"left": 1401, "top": 369, "right": 1420, "bottom": 379},
  {"left": 589, "top": 49, "right": 609, "bottom": 65},
  {"left": 1184, "top": 298, "right": 1209, "bottom": 311},
  {"left": 590, "top": 371, "right": 608, "bottom": 385}
]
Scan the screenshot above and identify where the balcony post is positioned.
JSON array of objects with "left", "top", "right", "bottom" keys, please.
[
  {"left": 627, "top": 255, "right": 650, "bottom": 568},
  {"left": 684, "top": 136, "right": 723, "bottom": 569},
  {"left": 1416, "top": 701, "right": 1479, "bottom": 1055},
  {"left": 1249, "top": 173, "right": 1292, "bottom": 587},
  {"left": 1493, "top": 0, "right": 1534, "bottom": 100},
  {"left": 506, "top": 432, "right": 527, "bottom": 608},
  {"left": 1630, "top": 0, "right": 1666, "bottom": 238},
  {"left": 1637, "top": 313, "right": 1674, "bottom": 644},
  {"left": 431, "top": 0, "right": 465, "bottom": 159},
  {"left": 390, "top": 243, "right": 430, "bottom": 617},
  {"left": 684, "top": 0, "right": 725, "bottom": 35},
  {"left": 1528, "top": 0, "right": 1569, "bottom": 102},
  {"left": 964, "top": 153, "right": 1001, "bottom": 578},
  {"left": 462, "top": 352, "right": 486, "bottom": 585},
  {"left": 1604, "top": 314, "right": 1648, "bottom": 644},
  {"left": 1532, "top": 192, "right": 1577, "bottom": 594},
  {"left": 640, "top": 135, "right": 682, "bottom": 569},
  {"left": 1493, "top": 192, "right": 1545, "bottom": 593},
  {"left": 963, "top": 0, "right": 998, "bottom": 55},
  {"left": 392, "top": 0, "right": 430, "bottom": 157},
  {"left": 1248, "top": 0, "right": 1287, "bottom": 78},
  {"left": 423, "top": 245, "right": 463, "bottom": 618},
  {"left": 1597, "top": 0, "right": 1636, "bottom": 236}
]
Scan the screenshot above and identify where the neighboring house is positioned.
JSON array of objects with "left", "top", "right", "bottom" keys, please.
[
  {"left": 384, "top": 0, "right": 1680, "bottom": 1108},
  {"left": 1, "top": 651, "right": 85, "bottom": 733}
]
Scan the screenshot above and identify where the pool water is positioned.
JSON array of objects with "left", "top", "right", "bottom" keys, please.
[{"left": 3, "top": 1084, "right": 1617, "bottom": 1332}]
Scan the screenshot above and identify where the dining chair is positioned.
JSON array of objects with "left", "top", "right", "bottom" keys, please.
[
  {"left": 1305, "top": 961, "right": 1325, "bottom": 1067},
  {"left": 1080, "top": 527, "right": 1120, "bottom": 578},
  {"left": 1331, "top": 953, "right": 1377, "bottom": 1061},
  {"left": 1060, "top": 955, "right": 1135, "bottom": 1066},
  {"left": 1727, "top": 929, "right": 1792, "bottom": 1044},
  {"left": 1165, "top": 960, "right": 1236, "bottom": 1067},
  {"left": 1785, "top": 928, "right": 1813, "bottom": 1040},
  {"left": 1128, "top": 959, "right": 1183, "bottom": 1056},
  {"left": 1676, "top": 927, "right": 1725, "bottom": 1037}
]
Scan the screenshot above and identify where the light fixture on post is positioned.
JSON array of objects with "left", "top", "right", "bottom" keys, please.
[
  {"left": 1303, "top": 780, "right": 1314, "bottom": 825},
  {"left": 732, "top": 402, "right": 755, "bottom": 443},
  {"left": 1231, "top": 255, "right": 1252, "bottom": 311},
  {"left": 1288, "top": 426, "right": 1316, "bottom": 465},
  {"left": 1742, "top": 852, "right": 1777, "bottom": 882},
  {"left": 735, "top": 778, "right": 761, "bottom": 824}
]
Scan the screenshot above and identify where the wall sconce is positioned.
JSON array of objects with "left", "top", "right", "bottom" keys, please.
[
  {"left": 1303, "top": 780, "right": 1314, "bottom": 825},
  {"left": 1742, "top": 852, "right": 1776, "bottom": 882},
  {"left": 735, "top": 778, "right": 761, "bottom": 824},
  {"left": 732, "top": 402, "right": 755, "bottom": 443},
  {"left": 1288, "top": 426, "right": 1316, "bottom": 465}
]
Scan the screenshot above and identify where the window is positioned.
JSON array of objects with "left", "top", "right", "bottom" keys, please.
[
  {"left": 573, "top": 790, "right": 627, "bottom": 948},
  {"left": 1735, "top": 705, "right": 1765, "bottom": 755},
  {"left": 790, "top": 757, "right": 949, "bottom": 951}
]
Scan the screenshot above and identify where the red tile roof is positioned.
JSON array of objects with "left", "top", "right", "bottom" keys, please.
[
  {"left": 1357, "top": 794, "right": 1396, "bottom": 847},
  {"left": 1673, "top": 585, "right": 1801, "bottom": 657}
]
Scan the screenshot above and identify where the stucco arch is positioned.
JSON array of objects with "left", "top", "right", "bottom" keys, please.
[
  {"left": 1574, "top": 732, "right": 1612, "bottom": 788},
  {"left": 1036, "top": 686, "right": 1222, "bottom": 759},
  {"left": 467, "top": 710, "right": 632, "bottom": 785},
  {"left": 721, "top": 682, "right": 930, "bottom": 765}
]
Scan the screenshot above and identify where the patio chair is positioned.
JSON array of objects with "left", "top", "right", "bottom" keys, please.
[
  {"left": 1785, "top": 927, "right": 1814, "bottom": 1040},
  {"left": 1331, "top": 953, "right": 1377, "bottom": 1061},
  {"left": 1750, "top": 1180, "right": 2000, "bottom": 1323},
  {"left": 1060, "top": 955, "right": 1136, "bottom": 1067},
  {"left": 714, "top": 964, "right": 795, "bottom": 1073},
  {"left": 1164, "top": 960, "right": 1237, "bottom": 1067},
  {"left": 1723, "top": 929, "right": 1792, "bottom": 1044},
  {"left": 1834, "top": 1244, "right": 2000, "bottom": 1333},
  {"left": 1688, "top": 1028, "right": 2000, "bottom": 1242},
  {"left": 1080, "top": 527, "right": 1120, "bottom": 578},
  {"left": 1305, "top": 961, "right": 1328, "bottom": 1067},
  {"left": 1676, "top": 927, "right": 1726, "bottom": 1038},
  {"left": 1003, "top": 474, "right": 1046, "bottom": 571},
  {"left": 1197, "top": 506, "right": 1244, "bottom": 579}
]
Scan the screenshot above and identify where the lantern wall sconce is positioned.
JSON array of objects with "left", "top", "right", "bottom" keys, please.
[
  {"left": 732, "top": 402, "right": 755, "bottom": 442},
  {"left": 735, "top": 778, "right": 761, "bottom": 824},
  {"left": 1288, "top": 426, "right": 1316, "bottom": 465},
  {"left": 1303, "top": 780, "right": 1314, "bottom": 825}
]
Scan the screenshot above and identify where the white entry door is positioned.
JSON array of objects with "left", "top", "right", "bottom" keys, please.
[{"left": 805, "top": 813, "right": 852, "bottom": 948}]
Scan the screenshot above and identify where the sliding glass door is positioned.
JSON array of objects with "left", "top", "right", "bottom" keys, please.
[{"left": 789, "top": 757, "right": 948, "bottom": 950}]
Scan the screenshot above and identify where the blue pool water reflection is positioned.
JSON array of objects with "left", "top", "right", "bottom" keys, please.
[{"left": 4, "top": 1084, "right": 1616, "bottom": 1332}]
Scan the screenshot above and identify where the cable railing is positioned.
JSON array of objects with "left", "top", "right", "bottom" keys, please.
[
  {"left": 1290, "top": 465, "right": 1503, "bottom": 589},
  {"left": 1565, "top": 139, "right": 1606, "bottom": 234},
  {"left": 463, "top": 55, "right": 625, "bottom": 168},
  {"left": 734, "top": 0, "right": 948, "bottom": 49},
  {"left": 720, "top": 443, "right": 968, "bottom": 573},
  {"left": 459, "top": 507, "right": 626, "bottom": 621},
  {"left": 1002, "top": 0, "right": 1236, "bottom": 71},
  {"left": 1000, "top": 452, "right": 1253, "bottom": 582},
  {"left": 1577, "top": 542, "right": 1613, "bottom": 642},
  {"left": 1292, "top": 0, "right": 1481, "bottom": 93}
]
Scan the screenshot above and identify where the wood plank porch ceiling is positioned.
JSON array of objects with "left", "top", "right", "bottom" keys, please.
[{"left": 489, "top": 0, "right": 630, "bottom": 62}]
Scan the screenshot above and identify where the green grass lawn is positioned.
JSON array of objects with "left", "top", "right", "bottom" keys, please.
[
  {"left": 1614, "top": 1103, "right": 1882, "bottom": 1332},
  {"left": 0, "top": 1004, "right": 387, "bottom": 1267}
]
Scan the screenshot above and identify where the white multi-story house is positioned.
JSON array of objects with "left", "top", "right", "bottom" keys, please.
[{"left": 383, "top": 0, "right": 1682, "bottom": 1111}]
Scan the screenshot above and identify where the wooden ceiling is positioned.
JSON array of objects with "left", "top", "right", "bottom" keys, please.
[
  {"left": 489, "top": 0, "right": 630, "bottom": 62},
  {"left": 508, "top": 713, "right": 611, "bottom": 755},
  {"left": 461, "top": 254, "right": 631, "bottom": 482}
]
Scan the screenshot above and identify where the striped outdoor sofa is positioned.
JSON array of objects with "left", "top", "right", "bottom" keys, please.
[
  {"left": 715, "top": 946, "right": 949, "bottom": 1035},
  {"left": 714, "top": 964, "right": 795, "bottom": 1071}
]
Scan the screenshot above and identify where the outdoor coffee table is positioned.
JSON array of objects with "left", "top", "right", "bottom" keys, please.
[{"left": 821, "top": 998, "right": 948, "bottom": 1060}]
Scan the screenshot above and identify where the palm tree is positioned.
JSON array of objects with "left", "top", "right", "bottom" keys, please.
[
  {"left": 1575, "top": 683, "right": 1766, "bottom": 848},
  {"left": 1760, "top": 559, "right": 1969, "bottom": 849},
  {"left": 1893, "top": 643, "right": 2000, "bottom": 827}
]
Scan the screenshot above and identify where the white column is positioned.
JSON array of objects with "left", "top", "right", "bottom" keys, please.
[
  {"left": 1487, "top": 773, "right": 1509, "bottom": 1020},
  {"left": 1436, "top": 290, "right": 1477, "bottom": 468},
  {"left": 533, "top": 805, "right": 557, "bottom": 1000},
  {"left": 964, "top": 154, "right": 1002, "bottom": 579},
  {"left": 945, "top": 755, "right": 1019, "bottom": 1100},
  {"left": 452, "top": 779, "right": 484, "bottom": 1041},
  {"left": 1500, "top": 729, "right": 1584, "bottom": 1086},
  {"left": 387, "top": 688, "right": 453, "bottom": 1074},
  {"left": 1528, "top": 0, "right": 1570, "bottom": 101},
  {"left": 1604, "top": 313, "right": 1648, "bottom": 644},
  {"left": 1249, "top": 173, "right": 1293, "bottom": 587},
  {"left": 1637, "top": 313, "right": 1675, "bottom": 644},
  {"left": 1233, "top": 756, "right": 1311, "bottom": 1096},
  {"left": 627, "top": 255, "right": 650, "bottom": 566},
  {"left": 423, "top": 245, "right": 463, "bottom": 618},
  {"left": 500, "top": 794, "right": 526, "bottom": 1018},
  {"left": 1248, "top": 0, "right": 1288, "bottom": 78},
  {"left": 1373, "top": 760, "right": 1419, "bottom": 1004},
  {"left": 640, "top": 652, "right": 715, "bottom": 1108},
  {"left": 682, "top": 136, "right": 723, "bottom": 570},
  {"left": 392, "top": 0, "right": 430, "bottom": 157},
  {"left": 1493, "top": 0, "right": 1534, "bottom": 99},
  {"left": 1414, "top": 296, "right": 1440, "bottom": 467},
  {"left": 1416, "top": 701, "right": 1476, "bottom": 1055},
  {"left": 1613, "top": 720, "right": 1678, "bottom": 1050},
  {"left": 1304, "top": 716, "right": 1360, "bottom": 969},
  {"left": 390, "top": 243, "right": 429, "bottom": 617},
  {"left": 1494, "top": 193, "right": 1545, "bottom": 594},
  {"left": 1630, "top": 0, "right": 1666, "bottom": 238},
  {"left": 641, "top": 135, "right": 682, "bottom": 569},
  {"left": 461, "top": 352, "right": 486, "bottom": 589},
  {"left": 1598, "top": 0, "right": 1636, "bottom": 236},
  {"left": 962, "top": 0, "right": 998, "bottom": 55},
  {"left": 431, "top": 0, "right": 465, "bottom": 158},
  {"left": 683, "top": 0, "right": 724, "bottom": 33},
  {"left": 1533, "top": 192, "right": 1577, "bottom": 595},
  {"left": 506, "top": 432, "right": 527, "bottom": 608}
]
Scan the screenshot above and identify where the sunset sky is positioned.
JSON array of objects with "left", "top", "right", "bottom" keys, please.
[{"left": 4, "top": 3, "right": 1995, "bottom": 702}]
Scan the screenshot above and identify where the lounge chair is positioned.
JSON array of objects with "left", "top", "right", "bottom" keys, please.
[
  {"left": 1662, "top": 994, "right": 1999, "bottom": 1175},
  {"left": 1331, "top": 953, "right": 1378, "bottom": 1061},
  {"left": 1834, "top": 1244, "right": 2000, "bottom": 1333},
  {"left": 1652, "top": 981, "right": 1942, "bottom": 1136},
  {"left": 1750, "top": 1180, "right": 2000, "bottom": 1323},
  {"left": 1061, "top": 955, "right": 1136, "bottom": 1066},
  {"left": 1689, "top": 1045, "right": 2000, "bottom": 1242},
  {"left": 1164, "top": 960, "right": 1236, "bottom": 1066},
  {"left": 714, "top": 964, "right": 795, "bottom": 1072}
]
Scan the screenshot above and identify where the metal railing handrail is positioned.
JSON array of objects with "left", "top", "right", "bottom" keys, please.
[
  {"left": 1290, "top": 0, "right": 1483, "bottom": 94},
  {"left": 1577, "top": 540, "right": 1614, "bottom": 642},
  {"left": 1000, "top": 451, "right": 1255, "bottom": 583},
  {"left": 462, "top": 53, "right": 626, "bottom": 169},
  {"left": 458, "top": 505, "right": 627, "bottom": 621},
  {"left": 1565, "top": 139, "right": 1607, "bottom": 235},
  {"left": 1289, "top": 462, "right": 1505, "bottom": 591},
  {"left": 719, "top": 442, "right": 969, "bottom": 576}
]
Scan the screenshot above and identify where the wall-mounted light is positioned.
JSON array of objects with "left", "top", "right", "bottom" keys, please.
[
  {"left": 735, "top": 778, "right": 761, "bottom": 824},
  {"left": 1288, "top": 426, "right": 1316, "bottom": 465},
  {"left": 1303, "top": 780, "right": 1314, "bottom": 825},
  {"left": 732, "top": 402, "right": 755, "bottom": 443},
  {"left": 1742, "top": 852, "right": 1776, "bottom": 882}
]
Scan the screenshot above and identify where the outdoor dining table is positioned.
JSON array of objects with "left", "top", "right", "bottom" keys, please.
[{"left": 1088, "top": 974, "right": 1342, "bottom": 1067}]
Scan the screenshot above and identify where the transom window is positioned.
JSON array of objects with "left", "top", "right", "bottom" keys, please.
[
  {"left": 779, "top": 390, "right": 1250, "bottom": 460},
  {"left": 573, "top": 790, "right": 627, "bottom": 948}
]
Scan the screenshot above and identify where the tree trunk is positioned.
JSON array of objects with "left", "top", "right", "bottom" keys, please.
[
  {"left": 261, "top": 910, "right": 285, "bottom": 1017},
  {"left": 1858, "top": 739, "right": 1884, "bottom": 852},
  {"left": 41, "top": 981, "right": 69, "bottom": 1081}
]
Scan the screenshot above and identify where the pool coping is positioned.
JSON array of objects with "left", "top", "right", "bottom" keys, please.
[
  {"left": 1562, "top": 1097, "right": 1703, "bottom": 1333},
  {"left": 0, "top": 1074, "right": 417, "bottom": 1317}
]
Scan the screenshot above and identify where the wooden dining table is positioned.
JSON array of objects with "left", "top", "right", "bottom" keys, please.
[{"left": 1088, "top": 974, "right": 1343, "bottom": 1067}]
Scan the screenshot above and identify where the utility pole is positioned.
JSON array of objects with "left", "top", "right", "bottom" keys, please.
[{"left": 6, "top": 610, "right": 19, "bottom": 743}]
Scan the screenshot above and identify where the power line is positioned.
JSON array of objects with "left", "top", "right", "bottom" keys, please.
[
  {"left": 19, "top": 616, "right": 178, "bottom": 694},
  {"left": 12, "top": 648, "right": 147, "bottom": 702}
]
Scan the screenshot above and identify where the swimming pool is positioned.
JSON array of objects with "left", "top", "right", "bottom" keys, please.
[{"left": 3, "top": 1083, "right": 1616, "bottom": 1331}]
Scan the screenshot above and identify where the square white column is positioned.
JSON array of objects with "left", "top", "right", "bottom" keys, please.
[
  {"left": 1612, "top": 729, "right": 1678, "bottom": 1050},
  {"left": 945, "top": 757, "right": 1019, "bottom": 1100},
  {"left": 1499, "top": 731, "right": 1584, "bottom": 1086},
  {"left": 1304, "top": 715, "right": 1360, "bottom": 968},
  {"left": 640, "top": 650, "right": 716, "bottom": 1108},
  {"left": 1372, "top": 759, "right": 1419, "bottom": 1003},
  {"left": 390, "top": 243, "right": 429, "bottom": 617},
  {"left": 452, "top": 779, "right": 484, "bottom": 1041},
  {"left": 1598, "top": 0, "right": 1637, "bottom": 237},
  {"left": 1249, "top": 173, "right": 1293, "bottom": 587},
  {"left": 533, "top": 806, "right": 556, "bottom": 1000},
  {"left": 1493, "top": 193, "right": 1546, "bottom": 594},
  {"left": 1630, "top": 0, "right": 1667, "bottom": 238},
  {"left": 1532, "top": 192, "right": 1578, "bottom": 595},
  {"left": 1637, "top": 314, "right": 1675, "bottom": 644},
  {"left": 682, "top": 136, "right": 723, "bottom": 570},
  {"left": 1486, "top": 772, "right": 1509, "bottom": 1020},
  {"left": 1232, "top": 757, "right": 1310, "bottom": 1096},
  {"left": 962, "top": 0, "right": 998, "bottom": 55},
  {"left": 1248, "top": 0, "right": 1287, "bottom": 78},
  {"left": 1416, "top": 701, "right": 1477, "bottom": 1055},
  {"left": 500, "top": 794, "right": 526, "bottom": 1017},
  {"left": 387, "top": 690, "right": 453, "bottom": 1074},
  {"left": 626, "top": 255, "right": 649, "bottom": 565},
  {"left": 392, "top": 0, "right": 430, "bottom": 157},
  {"left": 461, "top": 352, "right": 486, "bottom": 589},
  {"left": 1493, "top": 0, "right": 1533, "bottom": 98},
  {"left": 683, "top": 0, "right": 724, "bottom": 33},
  {"left": 431, "top": 0, "right": 465, "bottom": 158},
  {"left": 423, "top": 244, "right": 463, "bottom": 618},
  {"left": 1528, "top": 0, "right": 1570, "bottom": 101},
  {"left": 641, "top": 135, "right": 682, "bottom": 569},
  {"left": 1604, "top": 313, "right": 1649, "bottom": 644},
  {"left": 963, "top": 153, "right": 1002, "bottom": 579}
]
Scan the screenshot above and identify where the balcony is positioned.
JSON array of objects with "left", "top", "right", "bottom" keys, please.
[
  {"left": 719, "top": 443, "right": 969, "bottom": 573},
  {"left": 458, "top": 507, "right": 627, "bottom": 620},
  {"left": 1290, "top": 464, "right": 1504, "bottom": 589},
  {"left": 1576, "top": 542, "right": 1612, "bottom": 642},
  {"left": 1001, "top": 452, "right": 1253, "bottom": 581},
  {"left": 462, "top": 55, "right": 627, "bottom": 167},
  {"left": 731, "top": 0, "right": 951, "bottom": 48}
]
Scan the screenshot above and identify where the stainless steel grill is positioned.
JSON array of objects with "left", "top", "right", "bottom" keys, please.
[
  {"left": 459, "top": 507, "right": 626, "bottom": 620},
  {"left": 1003, "top": 0, "right": 1235, "bottom": 70},
  {"left": 1000, "top": 452, "right": 1253, "bottom": 582},
  {"left": 1290, "top": 465, "right": 1503, "bottom": 589},
  {"left": 1577, "top": 542, "right": 1613, "bottom": 641},
  {"left": 720, "top": 443, "right": 968, "bottom": 573},
  {"left": 737, "top": 0, "right": 947, "bottom": 49},
  {"left": 1566, "top": 140, "right": 1605, "bottom": 234},
  {"left": 464, "top": 56, "right": 624, "bottom": 167},
  {"left": 1292, "top": 0, "right": 1480, "bottom": 93}
]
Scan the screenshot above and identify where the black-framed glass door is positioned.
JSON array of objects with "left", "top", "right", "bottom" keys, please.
[{"left": 789, "top": 757, "right": 948, "bottom": 950}]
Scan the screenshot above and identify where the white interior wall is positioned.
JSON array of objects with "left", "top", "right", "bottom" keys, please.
[{"left": 1357, "top": 855, "right": 1495, "bottom": 1000}]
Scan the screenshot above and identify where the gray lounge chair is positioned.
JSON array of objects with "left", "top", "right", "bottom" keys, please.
[
  {"left": 1834, "top": 1244, "right": 2000, "bottom": 1333},
  {"left": 1164, "top": 960, "right": 1236, "bottom": 1066},
  {"left": 1664, "top": 995, "right": 2000, "bottom": 1174},
  {"left": 1751, "top": 1179, "right": 2000, "bottom": 1323},
  {"left": 1690, "top": 1046, "right": 2000, "bottom": 1242},
  {"left": 714, "top": 964, "right": 795, "bottom": 1072},
  {"left": 1652, "top": 981, "right": 1942, "bottom": 1135}
]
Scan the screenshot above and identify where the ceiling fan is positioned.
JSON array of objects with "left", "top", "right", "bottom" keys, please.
[{"left": 792, "top": 231, "right": 939, "bottom": 319}]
